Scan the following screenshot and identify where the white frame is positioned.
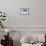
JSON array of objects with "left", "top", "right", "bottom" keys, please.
[{"left": 20, "top": 8, "right": 29, "bottom": 15}]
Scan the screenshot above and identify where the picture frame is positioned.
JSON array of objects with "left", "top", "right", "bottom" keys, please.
[{"left": 20, "top": 8, "right": 29, "bottom": 15}]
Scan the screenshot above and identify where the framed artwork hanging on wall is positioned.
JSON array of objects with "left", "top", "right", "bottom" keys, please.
[{"left": 20, "top": 8, "right": 29, "bottom": 15}]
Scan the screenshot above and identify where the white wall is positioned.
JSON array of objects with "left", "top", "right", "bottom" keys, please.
[
  {"left": 15, "top": 0, "right": 46, "bottom": 27},
  {"left": 0, "top": 0, "right": 46, "bottom": 27}
]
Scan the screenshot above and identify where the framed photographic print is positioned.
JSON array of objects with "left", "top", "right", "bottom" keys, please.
[{"left": 20, "top": 8, "right": 29, "bottom": 15}]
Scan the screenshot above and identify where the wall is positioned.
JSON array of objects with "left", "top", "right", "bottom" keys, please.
[
  {"left": 15, "top": 0, "right": 46, "bottom": 27},
  {"left": 0, "top": 0, "right": 46, "bottom": 27}
]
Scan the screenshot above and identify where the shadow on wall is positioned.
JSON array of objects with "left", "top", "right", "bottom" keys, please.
[{"left": 13, "top": 40, "right": 21, "bottom": 46}]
